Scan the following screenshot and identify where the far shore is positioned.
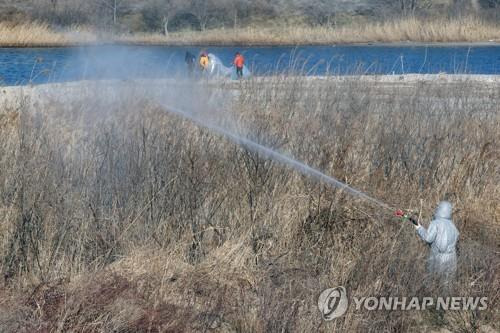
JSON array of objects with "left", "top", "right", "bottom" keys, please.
[
  {"left": 1, "top": 17, "right": 499, "bottom": 48},
  {"left": 1, "top": 40, "right": 500, "bottom": 49}
]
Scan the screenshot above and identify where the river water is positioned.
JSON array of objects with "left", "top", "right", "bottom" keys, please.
[{"left": 0, "top": 45, "right": 499, "bottom": 85}]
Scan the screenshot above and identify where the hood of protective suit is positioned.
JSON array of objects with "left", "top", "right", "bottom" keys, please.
[{"left": 435, "top": 201, "right": 452, "bottom": 219}]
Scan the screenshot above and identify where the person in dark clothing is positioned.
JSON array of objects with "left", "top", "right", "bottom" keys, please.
[{"left": 185, "top": 51, "right": 196, "bottom": 77}]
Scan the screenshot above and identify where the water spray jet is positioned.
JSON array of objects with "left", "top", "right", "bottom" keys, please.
[{"left": 159, "top": 102, "right": 398, "bottom": 213}]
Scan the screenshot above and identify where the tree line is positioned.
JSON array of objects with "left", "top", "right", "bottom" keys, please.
[{"left": 4, "top": 0, "right": 500, "bottom": 32}]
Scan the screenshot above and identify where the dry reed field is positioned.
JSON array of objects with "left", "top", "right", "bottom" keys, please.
[
  {"left": 1, "top": 16, "right": 499, "bottom": 47},
  {"left": 0, "top": 22, "right": 96, "bottom": 47},
  {"left": 123, "top": 16, "right": 500, "bottom": 45},
  {"left": 0, "top": 76, "right": 499, "bottom": 332}
]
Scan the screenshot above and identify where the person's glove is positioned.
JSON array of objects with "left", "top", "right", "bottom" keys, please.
[{"left": 408, "top": 216, "right": 420, "bottom": 229}]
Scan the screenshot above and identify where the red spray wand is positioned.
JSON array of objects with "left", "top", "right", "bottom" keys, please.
[{"left": 395, "top": 209, "right": 419, "bottom": 226}]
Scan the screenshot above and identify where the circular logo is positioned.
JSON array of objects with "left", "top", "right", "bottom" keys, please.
[{"left": 318, "top": 286, "right": 349, "bottom": 320}]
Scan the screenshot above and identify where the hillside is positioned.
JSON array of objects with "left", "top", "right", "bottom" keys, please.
[{"left": 0, "top": 0, "right": 499, "bottom": 33}]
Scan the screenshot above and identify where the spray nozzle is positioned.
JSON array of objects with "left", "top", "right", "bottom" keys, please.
[
  {"left": 395, "top": 209, "right": 405, "bottom": 217},
  {"left": 394, "top": 209, "right": 419, "bottom": 226}
]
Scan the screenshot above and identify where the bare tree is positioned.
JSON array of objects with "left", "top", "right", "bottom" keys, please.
[
  {"left": 93, "top": 0, "right": 128, "bottom": 25},
  {"left": 299, "top": 0, "right": 338, "bottom": 26},
  {"left": 189, "top": 0, "right": 211, "bottom": 30},
  {"left": 399, "top": 0, "right": 417, "bottom": 15},
  {"left": 141, "top": 0, "right": 186, "bottom": 35},
  {"left": 219, "top": 0, "right": 249, "bottom": 28},
  {"left": 161, "top": 0, "right": 183, "bottom": 36}
]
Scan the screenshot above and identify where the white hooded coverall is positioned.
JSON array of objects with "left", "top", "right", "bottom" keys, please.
[{"left": 417, "top": 201, "right": 459, "bottom": 284}]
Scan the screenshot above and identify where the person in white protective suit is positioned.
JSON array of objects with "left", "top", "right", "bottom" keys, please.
[
  {"left": 207, "top": 53, "right": 232, "bottom": 77},
  {"left": 415, "top": 201, "right": 459, "bottom": 285}
]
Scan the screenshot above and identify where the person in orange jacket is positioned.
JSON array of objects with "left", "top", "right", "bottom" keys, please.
[{"left": 233, "top": 52, "right": 245, "bottom": 78}]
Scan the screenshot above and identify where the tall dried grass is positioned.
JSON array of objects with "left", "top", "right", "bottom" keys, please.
[
  {"left": 127, "top": 16, "right": 500, "bottom": 45},
  {"left": 1, "top": 16, "right": 499, "bottom": 47},
  {"left": 0, "top": 76, "right": 498, "bottom": 332},
  {"left": 0, "top": 22, "right": 96, "bottom": 47}
]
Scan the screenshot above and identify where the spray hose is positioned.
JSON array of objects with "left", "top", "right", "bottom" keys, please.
[{"left": 160, "top": 102, "right": 416, "bottom": 226}]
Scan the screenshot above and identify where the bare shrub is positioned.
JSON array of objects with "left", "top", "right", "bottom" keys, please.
[{"left": 0, "top": 76, "right": 498, "bottom": 331}]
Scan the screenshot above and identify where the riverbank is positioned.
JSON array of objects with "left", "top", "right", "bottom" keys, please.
[
  {"left": 1, "top": 17, "right": 499, "bottom": 47},
  {"left": 2, "top": 75, "right": 499, "bottom": 112},
  {"left": 1, "top": 73, "right": 498, "bottom": 333}
]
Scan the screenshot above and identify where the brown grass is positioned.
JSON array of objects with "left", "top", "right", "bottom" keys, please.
[
  {"left": 125, "top": 16, "right": 500, "bottom": 45},
  {"left": 0, "top": 76, "right": 499, "bottom": 332},
  {"left": 1, "top": 16, "right": 499, "bottom": 47},
  {"left": 0, "top": 21, "right": 96, "bottom": 47}
]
